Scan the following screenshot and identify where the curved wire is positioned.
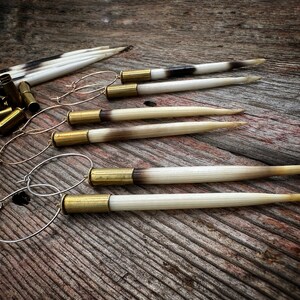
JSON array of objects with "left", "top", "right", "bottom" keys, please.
[
  {"left": 0, "top": 183, "right": 62, "bottom": 244},
  {"left": 25, "top": 153, "right": 94, "bottom": 197},
  {"left": 19, "top": 105, "right": 63, "bottom": 132},
  {"left": 19, "top": 105, "right": 68, "bottom": 135},
  {"left": 54, "top": 70, "right": 118, "bottom": 104},
  {"left": 69, "top": 70, "right": 119, "bottom": 89},
  {"left": 0, "top": 132, "right": 52, "bottom": 166},
  {"left": 0, "top": 70, "right": 119, "bottom": 165}
]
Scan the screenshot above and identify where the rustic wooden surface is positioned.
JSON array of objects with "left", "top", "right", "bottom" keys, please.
[{"left": 0, "top": 1, "right": 299, "bottom": 299}]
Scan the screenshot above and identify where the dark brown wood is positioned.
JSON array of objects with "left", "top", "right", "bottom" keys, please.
[{"left": 0, "top": 1, "right": 299, "bottom": 299}]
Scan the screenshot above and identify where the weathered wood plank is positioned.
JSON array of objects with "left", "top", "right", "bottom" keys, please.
[{"left": 0, "top": 1, "right": 299, "bottom": 299}]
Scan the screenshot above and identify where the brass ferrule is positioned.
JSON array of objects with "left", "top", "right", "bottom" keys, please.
[
  {"left": 0, "top": 107, "right": 13, "bottom": 121},
  {"left": 0, "top": 107, "right": 26, "bottom": 136},
  {"left": 0, "top": 74, "right": 23, "bottom": 108},
  {"left": 67, "top": 109, "right": 102, "bottom": 125},
  {"left": 120, "top": 69, "right": 151, "bottom": 83},
  {"left": 18, "top": 81, "right": 40, "bottom": 113},
  {"left": 105, "top": 84, "right": 138, "bottom": 100},
  {"left": 89, "top": 168, "right": 134, "bottom": 186},
  {"left": 61, "top": 194, "right": 110, "bottom": 214},
  {"left": 51, "top": 130, "right": 89, "bottom": 147}
]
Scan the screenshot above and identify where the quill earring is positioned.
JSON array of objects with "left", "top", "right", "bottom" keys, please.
[{"left": 119, "top": 58, "right": 265, "bottom": 83}]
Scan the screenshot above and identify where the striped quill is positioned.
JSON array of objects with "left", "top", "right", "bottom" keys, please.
[
  {"left": 88, "top": 165, "right": 300, "bottom": 186},
  {"left": 120, "top": 58, "right": 266, "bottom": 83},
  {"left": 0, "top": 45, "right": 131, "bottom": 86},
  {"left": 51, "top": 121, "right": 246, "bottom": 147},
  {"left": 62, "top": 193, "right": 300, "bottom": 214}
]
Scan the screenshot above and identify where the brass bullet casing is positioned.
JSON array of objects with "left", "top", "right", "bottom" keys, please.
[
  {"left": 0, "top": 107, "right": 27, "bottom": 135},
  {"left": 18, "top": 81, "right": 40, "bottom": 113},
  {"left": 67, "top": 109, "right": 102, "bottom": 126},
  {"left": 51, "top": 129, "right": 89, "bottom": 147},
  {"left": 0, "top": 74, "right": 23, "bottom": 108},
  {"left": 0, "top": 107, "right": 13, "bottom": 121},
  {"left": 105, "top": 84, "right": 138, "bottom": 100},
  {"left": 89, "top": 168, "right": 134, "bottom": 186},
  {"left": 61, "top": 194, "right": 111, "bottom": 214},
  {"left": 120, "top": 69, "right": 151, "bottom": 84}
]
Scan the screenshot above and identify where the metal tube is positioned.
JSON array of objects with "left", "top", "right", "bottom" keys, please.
[
  {"left": 88, "top": 168, "right": 134, "bottom": 186},
  {"left": 0, "top": 108, "right": 26, "bottom": 135},
  {"left": 67, "top": 109, "right": 102, "bottom": 125},
  {"left": 62, "top": 194, "right": 110, "bottom": 214},
  {"left": 0, "top": 107, "right": 13, "bottom": 121},
  {"left": 0, "top": 74, "right": 23, "bottom": 108},
  {"left": 18, "top": 81, "right": 40, "bottom": 113}
]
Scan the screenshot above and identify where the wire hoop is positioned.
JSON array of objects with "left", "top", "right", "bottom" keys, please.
[
  {"left": 19, "top": 105, "right": 67, "bottom": 135},
  {"left": 0, "top": 183, "right": 62, "bottom": 244},
  {"left": 0, "top": 132, "right": 52, "bottom": 166},
  {"left": 0, "top": 70, "right": 119, "bottom": 164},
  {"left": 54, "top": 70, "right": 118, "bottom": 104},
  {"left": 25, "top": 153, "right": 93, "bottom": 197}
]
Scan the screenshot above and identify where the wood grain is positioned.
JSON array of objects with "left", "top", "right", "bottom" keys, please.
[{"left": 0, "top": 1, "right": 299, "bottom": 299}]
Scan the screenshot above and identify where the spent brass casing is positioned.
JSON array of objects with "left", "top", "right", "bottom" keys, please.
[
  {"left": 89, "top": 168, "right": 134, "bottom": 186},
  {"left": 106, "top": 84, "right": 138, "bottom": 100},
  {"left": 0, "top": 107, "right": 13, "bottom": 121},
  {"left": 0, "top": 107, "right": 26, "bottom": 135},
  {"left": 18, "top": 81, "right": 40, "bottom": 113},
  {"left": 0, "top": 74, "right": 23, "bottom": 108},
  {"left": 120, "top": 69, "right": 151, "bottom": 83},
  {"left": 67, "top": 109, "right": 102, "bottom": 125},
  {"left": 62, "top": 194, "right": 110, "bottom": 214},
  {"left": 51, "top": 130, "right": 89, "bottom": 147}
]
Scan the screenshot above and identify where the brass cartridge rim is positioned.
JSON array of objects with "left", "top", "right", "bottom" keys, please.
[
  {"left": 18, "top": 81, "right": 40, "bottom": 113},
  {"left": 67, "top": 109, "right": 102, "bottom": 125},
  {"left": 0, "top": 106, "right": 13, "bottom": 120},
  {"left": 51, "top": 129, "right": 89, "bottom": 147},
  {"left": 105, "top": 83, "right": 138, "bottom": 100},
  {"left": 18, "top": 81, "right": 32, "bottom": 94},
  {"left": 0, "top": 74, "right": 23, "bottom": 108},
  {"left": 0, "top": 107, "right": 27, "bottom": 135},
  {"left": 88, "top": 168, "right": 134, "bottom": 186},
  {"left": 61, "top": 194, "right": 111, "bottom": 214},
  {"left": 120, "top": 69, "right": 151, "bottom": 83}
]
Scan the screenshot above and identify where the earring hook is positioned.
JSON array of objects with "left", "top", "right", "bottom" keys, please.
[
  {"left": 24, "top": 153, "right": 94, "bottom": 197},
  {"left": 0, "top": 183, "right": 62, "bottom": 244}
]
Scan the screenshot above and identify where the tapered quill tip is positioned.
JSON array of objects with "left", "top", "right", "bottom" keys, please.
[
  {"left": 231, "top": 109, "right": 245, "bottom": 114},
  {"left": 246, "top": 76, "right": 261, "bottom": 83},
  {"left": 234, "top": 121, "right": 247, "bottom": 127},
  {"left": 104, "top": 45, "right": 133, "bottom": 56},
  {"left": 119, "top": 45, "right": 134, "bottom": 53},
  {"left": 107, "top": 45, "right": 133, "bottom": 55},
  {"left": 217, "top": 121, "right": 247, "bottom": 129},
  {"left": 254, "top": 58, "right": 266, "bottom": 65},
  {"left": 221, "top": 121, "right": 247, "bottom": 129}
]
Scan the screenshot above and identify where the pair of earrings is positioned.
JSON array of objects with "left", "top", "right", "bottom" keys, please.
[
  {"left": 1, "top": 151, "right": 299, "bottom": 244},
  {"left": 52, "top": 57, "right": 265, "bottom": 147}
]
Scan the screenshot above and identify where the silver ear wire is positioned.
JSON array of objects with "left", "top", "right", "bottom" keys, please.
[
  {"left": 0, "top": 183, "right": 62, "bottom": 244},
  {"left": 24, "top": 153, "right": 94, "bottom": 197},
  {"left": 0, "top": 70, "right": 119, "bottom": 165},
  {"left": 0, "top": 153, "right": 93, "bottom": 243},
  {"left": 0, "top": 131, "right": 52, "bottom": 166},
  {"left": 19, "top": 105, "right": 67, "bottom": 135},
  {"left": 53, "top": 70, "right": 118, "bottom": 105}
]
